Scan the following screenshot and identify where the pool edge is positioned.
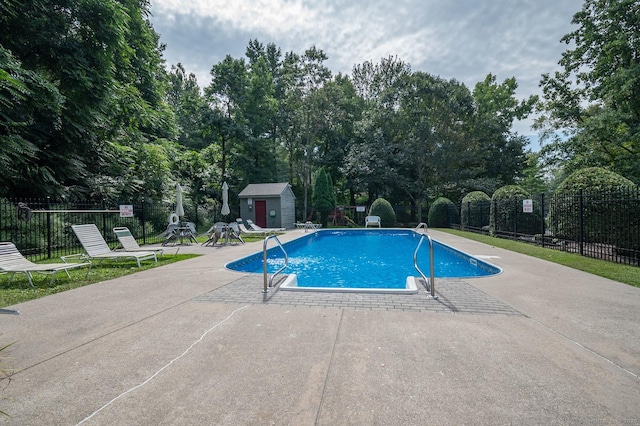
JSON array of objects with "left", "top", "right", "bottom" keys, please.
[{"left": 279, "top": 274, "right": 420, "bottom": 294}]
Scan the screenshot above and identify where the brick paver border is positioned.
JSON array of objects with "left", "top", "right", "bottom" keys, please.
[{"left": 193, "top": 275, "right": 523, "bottom": 316}]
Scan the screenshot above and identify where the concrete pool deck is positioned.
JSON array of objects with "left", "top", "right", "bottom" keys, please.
[{"left": 0, "top": 229, "right": 639, "bottom": 425}]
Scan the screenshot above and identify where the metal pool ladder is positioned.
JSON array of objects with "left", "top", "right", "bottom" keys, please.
[
  {"left": 415, "top": 222, "right": 429, "bottom": 233},
  {"left": 414, "top": 233, "right": 438, "bottom": 299},
  {"left": 262, "top": 235, "right": 288, "bottom": 293}
]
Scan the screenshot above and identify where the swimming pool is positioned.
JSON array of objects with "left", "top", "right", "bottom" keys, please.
[{"left": 226, "top": 229, "right": 501, "bottom": 293}]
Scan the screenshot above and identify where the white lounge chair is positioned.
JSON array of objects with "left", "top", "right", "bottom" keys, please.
[
  {"left": 113, "top": 227, "right": 179, "bottom": 256},
  {"left": 236, "top": 219, "right": 276, "bottom": 235},
  {"left": 0, "top": 241, "right": 90, "bottom": 287},
  {"left": 365, "top": 215, "right": 381, "bottom": 227},
  {"left": 294, "top": 221, "right": 322, "bottom": 232},
  {"left": 71, "top": 224, "right": 157, "bottom": 267},
  {"left": 245, "top": 219, "right": 285, "bottom": 232}
]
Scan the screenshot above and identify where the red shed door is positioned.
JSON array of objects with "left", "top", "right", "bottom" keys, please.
[{"left": 254, "top": 200, "right": 267, "bottom": 228}]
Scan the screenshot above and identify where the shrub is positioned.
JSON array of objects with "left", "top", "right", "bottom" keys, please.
[
  {"left": 489, "top": 185, "right": 541, "bottom": 236},
  {"left": 369, "top": 198, "right": 396, "bottom": 227},
  {"left": 427, "top": 197, "right": 459, "bottom": 228},
  {"left": 460, "top": 191, "right": 491, "bottom": 230},
  {"left": 549, "top": 167, "right": 638, "bottom": 254}
]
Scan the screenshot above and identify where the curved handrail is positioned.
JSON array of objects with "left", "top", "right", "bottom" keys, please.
[
  {"left": 415, "top": 222, "right": 428, "bottom": 233},
  {"left": 262, "top": 235, "right": 288, "bottom": 293},
  {"left": 413, "top": 234, "right": 437, "bottom": 299}
]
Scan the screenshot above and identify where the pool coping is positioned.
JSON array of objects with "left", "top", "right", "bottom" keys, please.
[{"left": 278, "top": 273, "right": 420, "bottom": 293}]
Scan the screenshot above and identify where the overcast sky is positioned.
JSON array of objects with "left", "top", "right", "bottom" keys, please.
[{"left": 149, "top": 0, "right": 585, "bottom": 141}]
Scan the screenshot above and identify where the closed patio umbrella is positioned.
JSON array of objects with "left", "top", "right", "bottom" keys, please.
[
  {"left": 176, "top": 183, "right": 185, "bottom": 218},
  {"left": 221, "top": 181, "right": 230, "bottom": 217}
]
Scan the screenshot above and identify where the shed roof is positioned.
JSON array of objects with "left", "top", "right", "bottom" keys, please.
[{"left": 238, "top": 183, "right": 293, "bottom": 198}]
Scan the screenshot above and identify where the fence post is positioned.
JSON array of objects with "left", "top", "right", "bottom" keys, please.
[
  {"left": 46, "top": 196, "right": 52, "bottom": 259},
  {"left": 578, "top": 189, "right": 584, "bottom": 256},
  {"left": 102, "top": 199, "right": 108, "bottom": 240},
  {"left": 541, "top": 193, "right": 545, "bottom": 248},
  {"left": 513, "top": 197, "right": 518, "bottom": 238},
  {"left": 141, "top": 197, "right": 147, "bottom": 245}
]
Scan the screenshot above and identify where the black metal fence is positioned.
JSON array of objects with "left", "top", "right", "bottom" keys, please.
[
  {"left": 456, "top": 187, "right": 640, "bottom": 266},
  {"left": 0, "top": 197, "right": 210, "bottom": 261}
]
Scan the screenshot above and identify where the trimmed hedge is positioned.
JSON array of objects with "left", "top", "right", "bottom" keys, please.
[
  {"left": 369, "top": 198, "right": 396, "bottom": 227},
  {"left": 549, "top": 167, "right": 638, "bottom": 255},
  {"left": 460, "top": 191, "right": 491, "bottom": 230},
  {"left": 428, "top": 197, "right": 459, "bottom": 228},
  {"left": 489, "top": 185, "right": 541, "bottom": 236}
]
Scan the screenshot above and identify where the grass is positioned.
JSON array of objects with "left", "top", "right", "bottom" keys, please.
[
  {"left": 439, "top": 228, "right": 640, "bottom": 288},
  {"left": 0, "top": 253, "right": 199, "bottom": 308}
]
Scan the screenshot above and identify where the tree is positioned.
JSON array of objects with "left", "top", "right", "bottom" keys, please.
[
  {"left": 167, "top": 63, "right": 207, "bottom": 149},
  {"left": 344, "top": 57, "right": 411, "bottom": 202},
  {"left": 205, "top": 55, "right": 248, "bottom": 182},
  {"left": 0, "top": 46, "right": 63, "bottom": 197},
  {"left": 471, "top": 74, "right": 536, "bottom": 187},
  {"left": 311, "top": 167, "right": 335, "bottom": 227},
  {"left": 536, "top": 0, "right": 640, "bottom": 183},
  {"left": 0, "top": 0, "right": 177, "bottom": 200},
  {"left": 396, "top": 72, "right": 476, "bottom": 220}
]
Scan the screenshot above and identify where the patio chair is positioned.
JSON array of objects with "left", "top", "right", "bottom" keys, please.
[
  {"left": 365, "top": 215, "right": 381, "bottom": 227},
  {"left": 0, "top": 241, "right": 90, "bottom": 287},
  {"left": 227, "top": 222, "right": 245, "bottom": 244},
  {"left": 202, "top": 222, "right": 227, "bottom": 246},
  {"left": 71, "top": 224, "right": 157, "bottom": 267},
  {"left": 113, "top": 227, "right": 179, "bottom": 256}
]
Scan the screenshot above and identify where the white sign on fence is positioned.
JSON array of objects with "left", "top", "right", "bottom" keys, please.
[
  {"left": 119, "top": 205, "right": 134, "bottom": 217},
  {"left": 522, "top": 199, "right": 533, "bottom": 213}
]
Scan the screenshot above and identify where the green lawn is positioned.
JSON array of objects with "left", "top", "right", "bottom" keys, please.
[
  {"left": 439, "top": 228, "right": 640, "bottom": 288},
  {"left": 0, "top": 253, "right": 199, "bottom": 308}
]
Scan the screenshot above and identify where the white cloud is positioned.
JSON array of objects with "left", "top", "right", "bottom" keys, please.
[{"left": 150, "top": 0, "right": 584, "bottom": 135}]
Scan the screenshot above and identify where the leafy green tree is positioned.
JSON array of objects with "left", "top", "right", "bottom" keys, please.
[
  {"left": 517, "top": 152, "right": 549, "bottom": 196},
  {"left": 396, "top": 72, "right": 475, "bottom": 221},
  {"left": 167, "top": 63, "right": 208, "bottom": 149},
  {"left": 0, "top": 0, "right": 176, "bottom": 200},
  {"left": 312, "top": 167, "right": 336, "bottom": 227},
  {"left": 536, "top": 0, "right": 640, "bottom": 183},
  {"left": 205, "top": 55, "right": 249, "bottom": 182},
  {"left": 0, "top": 46, "right": 63, "bottom": 197},
  {"left": 471, "top": 74, "right": 536, "bottom": 186},
  {"left": 345, "top": 57, "right": 411, "bottom": 202},
  {"left": 0, "top": 0, "right": 128, "bottom": 198}
]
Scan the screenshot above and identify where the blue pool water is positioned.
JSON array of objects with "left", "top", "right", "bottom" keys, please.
[{"left": 226, "top": 230, "right": 501, "bottom": 291}]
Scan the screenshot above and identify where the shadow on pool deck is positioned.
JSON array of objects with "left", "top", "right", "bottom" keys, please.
[{"left": 1, "top": 229, "right": 639, "bottom": 425}]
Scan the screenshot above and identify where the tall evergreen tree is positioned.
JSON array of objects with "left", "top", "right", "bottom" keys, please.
[{"left": 312, "top": 167, "right": 335, "bottom": 227}]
